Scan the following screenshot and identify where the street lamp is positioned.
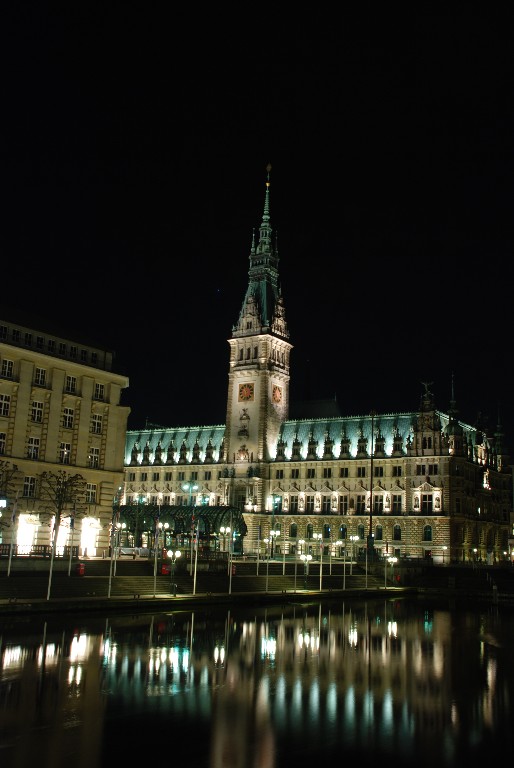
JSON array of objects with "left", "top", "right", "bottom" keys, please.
[
  {"left": 349, "top": 535, "right": 359, "bottom": 575},
  {"left": 332, "top": 539, "right": 343, "bottom": 575},
  {"left": 313, "top": 532, "right": 322, "bottom": 590},
  {"left": 300, "top": 553, "right": 312, "bottom": 589},
  {"left": 442, "top": 545, "right": 447, "bottom": 565},
  {"left": 264, "top": 537, "right": 270, "bottom": 592},
  {"left": 113, "top": 522, "right": 126, "bottom": 576},
  {"left": 167, "top": 549, "right": 181, "bottom": 596},
  {"left": 269, "top": 528, "right": 280, "bottom": 559},
  {"left": 295, "top": 539, "right": 305, "bottom": 594},
  {"left": 385, "top": 556, "right": 398, "bottom": 589},
  {"left": 182, "top": 481, "right": 198, "bottom": 575}
]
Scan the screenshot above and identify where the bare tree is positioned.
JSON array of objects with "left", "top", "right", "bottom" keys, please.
[
  {"left": 38, "top": 470, "right": 87, "bottom": 600},
  {"left": 0, "top": 460, "right": 22, "bottom": 535}
]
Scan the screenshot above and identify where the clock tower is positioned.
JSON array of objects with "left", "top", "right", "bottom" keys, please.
[{"left": 225, "top": 165, "right": 292, "bottom": 503}]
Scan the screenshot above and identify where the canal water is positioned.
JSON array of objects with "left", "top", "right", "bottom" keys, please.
[{"left": 0, "top": 595, "right": 512, "bottom": 768}]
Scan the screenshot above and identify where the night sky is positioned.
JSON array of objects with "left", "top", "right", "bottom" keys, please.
[{"left": 3, "top": 8, "right": 514, "bottom": 450}]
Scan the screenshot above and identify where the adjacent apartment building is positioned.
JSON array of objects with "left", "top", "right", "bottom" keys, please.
[{"left": 0, "top": 319, "right": 130, "bottom": 556}]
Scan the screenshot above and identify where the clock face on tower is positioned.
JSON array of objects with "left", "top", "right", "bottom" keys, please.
[
  {"left": 272, "top": 385, "right": 282, "bottom": 404},
  {"left": 238, "top": 383, "right": 254, "bottom": 402}
]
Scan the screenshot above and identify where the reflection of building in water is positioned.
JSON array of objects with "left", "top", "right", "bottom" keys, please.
[
  {"left": 0, "top": 603, "right": 506, "bottom": 765},
  {"left": 210, "top": 659, "right": 275, "bottom": 768},
  {"left": 0, "top": 626, "right": 105, "bottom": 768}
]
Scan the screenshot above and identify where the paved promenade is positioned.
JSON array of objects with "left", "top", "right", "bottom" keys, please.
[{"left": 1, "top": 556, "right": 513, "bottom": 616}]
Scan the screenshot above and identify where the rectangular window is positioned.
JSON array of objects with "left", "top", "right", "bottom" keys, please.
[
  {"left": 306, "top": 495, "right": 315, "bottom": 513},
  {"left": 31, "top": 401, "right": 43, "bottom": 423},
  {"left": 357, "top": 466, "right": 366, "bottom": 478},
  {"left": 428, "top": 464, "right": 439, "bottom": 476},
  {"left": 152, "top": 472, "right": 160, "bottom": 481},
  {"left": 23, "top": 476, "right": 36, "bottom": 498},
  {"left": 81, "top": 350, "right": 88, "bottom": 362},
  {"left": 392, "top": 494, "right": 402, "bottom": 513},
  {"left": 290, "top": 495, "right": 299, "bottom": 513},
  {"left": 47, "top": 339, "right": 55, "bottom": 353},
  {"left": 59, "top": 442, "right": 71, "bottom": 464},
  {"left": 140, "top": 472, "right": 148, "bottom": 481},
  {"left": 1, "top": 359, "right": 14, "bottom": 378},
  {"left": 0, "top": 394, "right": 11, "bottom": 417},
  {"left": 374, "top": 466, "right": 384, "bottom": 477},
  {"left": 421, "top": 495, "right": 433, "bottom": 514},
  {"left": 416, "top": 465, "right": 426, "bottom": 476},
  {"left": 276, "top": 469, "right": 284, "bottom": 480},
  {"left": 291, "top": 468, "right": 299, "bottom": 479},
  {"left": 356, "top": 495, "right": 366, "bottom": 513},
  {"left": 339, "top": 467, "right": 349, "bottom": 478},
  {"left": 307, "top": 468, "right": 316, "bottom": 479},
  {"left": 191, "top": 471, "right": 198, "bottom": 481},
  {"left": 339, "top": 495, "right": 348, "bottom": 514},
  {"left": 65, "top": 375, "right": 77, "bottom": 394},
  {"left": 374, "top": 496, "right": 384, "bottom": 513},
  {"left": 91, "top": 352, "right": 98, "bottom": 365},
  {"left": 164, "top": 471, "right": 172, "bottom": 481},
  {"left": 35, "top": 367, "right": 47, "bottom": 386},
  {"left": 89, "top": 447, "right": 100, "bottom": 468},
  {"left": 36, "top": 336, "right": 44, "bottom": 349},
  {"left": 86, "top": 483, "right": 97, "bottom": 504},
  {"left": 322, "top": 495, "right": 331, "bottom": 513},
  {"left": 24, "top": 332, "right": 32, "bottom": 346},
  {"left": 204, "top": 470, "right": 212, "bottom": 481},
  {"left": 70, "top": 346, "right": 77, "bottom": 359},
  {"left": 0, "top": 326, "right": 7, "bottom": 340},
  {"left": 323, "top": 467, "right": 332, "bottom": 479},
  {"left": 58, "top": 342, "right": 66, "bottom": 356},
  {"left": 178, "top": 471, "right": 185, "bottom": 481},
  {"left": 27, "top": 437, "right": 40, "bottom": 460},
  {"left": 63, "top": 407, "right": 74, "bottom": 429},
  {"left": 94, "top": 383, "right": 105, "bottom": 400},
  {"left": 128, "top": 472, "right": 136, "bottom": 482},
  {"left": 91, "top": 414, "right": 102, "bottom": 434},
  {"left": 0, "top": 432, "right": 5, "bottom": 454},
  {"left": 392, "top": 466, "right": 402, "bottom": 477},
  {"left": 12, "top": 329, "right": 20, "bottom": 342}
]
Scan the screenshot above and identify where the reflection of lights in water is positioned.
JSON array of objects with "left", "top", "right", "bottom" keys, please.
[
  {"left": 387, "top": 621, "right": 398, "bottom": 638},
  {"left": 213, "top": 645, "right": 225, "bottom": 665},
  {"left": 70, "top": 635, "right": 88, "bottom": 661},
  {"left": 297, "top": 631, "right": 319, "bottom": 652},
  {"left": 348, "top": 626, "right": 358, "bottom": 646},
  {"left": 3, "top": 646, "right": 23, "bottom": 668},
  {"left": 261, "top": 636, "right": 276, "bottom": 658},
  {"left": 37, "top": 643, "right": 59, "bottom": 666}
]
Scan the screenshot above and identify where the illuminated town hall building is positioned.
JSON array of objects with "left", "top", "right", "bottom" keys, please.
[{"left": 123, "top": 171, "right": 512, "bottom": 565}]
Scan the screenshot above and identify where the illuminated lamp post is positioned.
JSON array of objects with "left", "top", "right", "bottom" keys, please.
[
  {"left": 167, "top": 549, "right": 181, "bottom": 596},
  {"left": 182, "top": 481, "right": 198, "bottom": 575},
  {"left": 385, "top": 556, "right": 398, "bottom": 589},
  {"left": 349, "top": 535, "right": 359, "bottom": 575},
  {"left": 264, "top": 537, "right": 270, "bottom": 592},
  {"left": 295, "top": 539, "right": 305, "bottom": 593},
  {"left": 313, "top": 532, "right": 322, "bottom": 590},
  {"left": 332, "top": 539, "right": 343, "bottom": 576},
  {"left": 300, "top": 553, "right": 312, "bottom": 589},
  {"left": 269, "top": 528, "right": 280, "bottom": 559}
]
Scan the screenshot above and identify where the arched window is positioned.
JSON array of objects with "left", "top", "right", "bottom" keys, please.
[
  {"left": 340, "top": 524, "right": 347, "bottom": 540},
  {"left": 375, "top": 525, "right": 383, "bottom": 541},
  {"left": 423, "top": 525, "right": 432, "bottom": 542},
  {"left": 357, "top": 524, "right": 365, "bottom": 540},
  {"left": 323, "top": 523, "right": 331, "bottom": 539},
  {"left": 393, "top": 524, "right": 402, "bottom": 541},
  {"left": 290, "top": 523, "right": 298, "bottom": 538},
  {"left": 306, "top": 523, "right": 313, "bottom": 539}
]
